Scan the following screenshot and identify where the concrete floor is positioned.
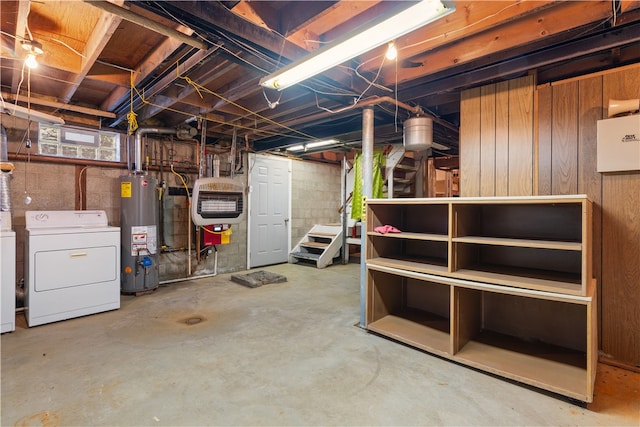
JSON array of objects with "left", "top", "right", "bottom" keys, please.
[{"left": 1, "top": 262, "right": 638, "bottom": 426}]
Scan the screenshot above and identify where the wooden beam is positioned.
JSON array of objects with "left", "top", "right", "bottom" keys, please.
[
  {"left": 359, "top": 1, "right": 557, "bottom": 75},
  {"left": 395, "top": 20, "right": 640, "bottom": 100},
  {"left": 99, "top": 37, "right": 195, "bottom": 112},
  {"left": 388, "top": 1, "right": 632, "bottom": 85},
  {"left": 1, "top": 91, "right": 115, "bottom": 118},
  {"left": 108, "top": 45, "right": 222, "bottom": 126},
  {"left": 60, "top": 8, "right": 123, "bottom": 103},
  {"left": 10, "top": 1, "right": 30, "bottom": 94},
  {"left": 285, "top": 1, "right": 383, "bottom": 50},
  {"left": 161, "top": 0, "right": 351, "bottom": 85},
  {"left": 83, "top": 0, "right": 207, "bottom": 50}
]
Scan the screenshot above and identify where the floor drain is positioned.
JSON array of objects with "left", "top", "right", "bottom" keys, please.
[{"left": 184, "top": 317, "right": 203, "bottom": 325}]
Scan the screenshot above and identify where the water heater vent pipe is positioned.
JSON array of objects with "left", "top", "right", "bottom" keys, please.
[{"left": 134, "top": 128, "right": 176, "bottom": 173}]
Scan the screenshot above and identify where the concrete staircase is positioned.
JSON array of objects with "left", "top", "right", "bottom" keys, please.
[{"left": 289, "top": 224, "right": 343, "bottom": 268}]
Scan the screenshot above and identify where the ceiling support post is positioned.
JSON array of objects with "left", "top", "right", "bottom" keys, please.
[{"left": 359, "top": 106, "right": 374, "bottom": 327}]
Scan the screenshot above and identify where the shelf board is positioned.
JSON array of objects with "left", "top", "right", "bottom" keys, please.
[
  {"left": 368, "top": 257, "right": 449, "bottom": 274},
  {"left": 454, "top": 267, "right": 582, "bottom": 295},
  {"left": 367, "top": 231, "right": 449, "bottom": 242},
  {"left": 452, "top": 236, "right": 581, "bottom": 251},
  {"left": 367, "top": 313, "right": 450, "bottom": 356},
  {"left": 454, "top": 332, "right": 588, "bottom": 401}
]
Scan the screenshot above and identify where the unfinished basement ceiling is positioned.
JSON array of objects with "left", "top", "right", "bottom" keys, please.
[{"left": 1, "top": 1, "right": 640, "bottom": 160}]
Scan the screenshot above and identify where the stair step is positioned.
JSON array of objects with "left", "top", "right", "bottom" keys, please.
[
  {"left": 291, "top": 252, "right": 321, "bottom": 261},
  {"left": 393, "top": 178, "right": 412, "bottom": 184},
  {"left": 308, "top": 232, "right": 336, "bottom": 238},
  {"left": 395, "top": 163, "right": 418, "bottom": 171},
  {"left": 301, "top": 241, "right": 329, "bottom": 249}
]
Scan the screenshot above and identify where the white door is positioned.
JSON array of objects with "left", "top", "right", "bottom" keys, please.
[{"left": 248, "top": 154, "right": 291, "bottom": 268}]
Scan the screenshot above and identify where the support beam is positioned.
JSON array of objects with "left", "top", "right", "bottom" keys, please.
[
  {"left": 60, "top": 8, "right": 123, "bottom": 103},
  {"left": 359, "top": 105, "right": 374, "bottom": 328},
  {"left": 1, "top": 92, "right": 115, "bottom": 118},
  {"left": 10, "top": 1, "right": 31, "bottom": 94},
  {"left": 83, "top": 0, "right": 207, "bottom": 50}
]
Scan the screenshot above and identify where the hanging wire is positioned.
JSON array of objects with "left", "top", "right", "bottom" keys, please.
[
  {"left": 315, "top": 55, "right": 388, "bottom": 115},
  {"left": 174, "top": 64, "right": 317, "bottom": 140},
  {"left": 127, "top": 71, "right": 138, "bottom": 135}
]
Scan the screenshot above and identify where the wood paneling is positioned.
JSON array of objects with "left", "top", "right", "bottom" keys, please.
[
  {"left": 551, "top": 81, "right": 579, "bottom": 194},
  {"left": 534, "top": 63, "right": 640, "bottom": 367},
  {"left": 460, "top": 87, "right": 481, "bottom": 196},
  {"left": 508, "top": 76, "right": 534, "bottom": 196},
  {"left": 480, "top": 85, "right": 496, "bottom": 196},
  {"left": 601, "top": 67, "right": 640, "bottom": 367},
  {"left": 537, "top": 84, "right": 552, "bottom": 195},
  {"left": 461, "top": 64, "right": 639, "bottom": 366},
  {"left": 601, "top": 174, "right": 640, "bottom": 366},
  {"left": 577, "top": 77, "right": 603, "bottom": 341},
  {"left": 460, "top": 76, "right": 534, "bottom": 197},
  {"left": 495, "top": 81, "right": 510, "bottom": 196}
]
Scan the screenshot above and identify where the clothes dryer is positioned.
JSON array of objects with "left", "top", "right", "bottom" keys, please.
[{"left": 25, "top": 210, "right": 120, "bottom": 327}]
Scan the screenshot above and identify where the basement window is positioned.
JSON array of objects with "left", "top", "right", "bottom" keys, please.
[{"left": 38, "top": 124, "right": 121, "bottom": 162}]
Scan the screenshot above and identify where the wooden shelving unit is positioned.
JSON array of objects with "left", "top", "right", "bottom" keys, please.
[{"left": 365, "top": 195, "right": 597, "bottom": 402}]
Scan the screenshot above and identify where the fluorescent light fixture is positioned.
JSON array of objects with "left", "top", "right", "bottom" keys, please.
[
  {"left": 287, "top": 139, "right": 339, "bottom": 152},
  {"left": 1, "top": 104, "right": 65, "bottom": 125},
  {"left": 260, "top": 0, "right": 454, "bottom": 91}
]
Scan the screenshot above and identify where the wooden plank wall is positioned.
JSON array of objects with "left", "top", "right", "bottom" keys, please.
[
  {"left": 460, "top": 75, "right": 535, "bottom": 197},
  {"left": 460, "top": 64, "right": 640, "bottom": 367}
]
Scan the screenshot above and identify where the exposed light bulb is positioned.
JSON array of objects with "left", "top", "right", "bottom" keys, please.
[
  {"left": 386, "top": 42, "right": 398, "bottom": 61},
  {"left": 25, "top": 53, "right": 38, "bottom": 69}
]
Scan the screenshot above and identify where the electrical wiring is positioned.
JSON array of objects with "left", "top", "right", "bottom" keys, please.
[
  {"left": 315, "top": 54, "right": 388, "bottom": 115},
  {"left": 12, "top": 61, "right": 27, "bottom": 111},
  {"left": 0, "top": 63, "right": 89, "bottom": 87},
  {"left": 153, "top": 1, "right": 362, "bottom": 100},
  {"left": 129, "top": 82, "right": 308, "bottom": 140},
  {"left": 174, "top": 65, "right": 317, "bottom": 140},
  {"left": 48, "top": 37, "right": 87, "bottom": 59},
  {"left": 78, "top": 166, "right": 88, "bottom": 209},
  {"left": 127, "top": 71, "right": 138, "bottom": 135},
  {"left": 142, "top": 3, "right": 339, "bottom": 141},
  {"left": 154, "top": 2, "right": 274, "bottom": 75}
]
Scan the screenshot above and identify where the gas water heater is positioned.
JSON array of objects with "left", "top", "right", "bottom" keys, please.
[
  {"left": 120, "top": 173, "right": 159, "bottom": 294},
  {"left": 119, "top": 128, "right": 177, "bottom": 294}
]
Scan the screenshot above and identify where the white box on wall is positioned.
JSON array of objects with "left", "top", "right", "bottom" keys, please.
[{"left": 597, "top": 115, "right": 640, "bottom": 172}]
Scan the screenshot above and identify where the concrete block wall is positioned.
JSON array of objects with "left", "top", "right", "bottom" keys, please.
[
  {"left": 86, "top": 167, "right": 122, "bottom": 225},
  {"left": 290, "top": 159, "right": 341, "bottom": 247},
  {"left": 4, "top": 124, "right": 341, "bottom": 288},
  {"left": 8, "top": 162, "right": 77, "bottom": 280}
]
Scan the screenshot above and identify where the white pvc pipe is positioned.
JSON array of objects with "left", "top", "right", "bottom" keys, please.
[{"left": 159, "top": 249, "right": 218, "bottom": 285}]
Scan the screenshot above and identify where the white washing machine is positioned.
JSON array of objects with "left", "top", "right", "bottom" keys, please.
[
  {"left": 25, "top": 210, "right": 120, "bottom": 327},
  {"left": 1, "top": 229, "right": 16, "bottom": 333}
]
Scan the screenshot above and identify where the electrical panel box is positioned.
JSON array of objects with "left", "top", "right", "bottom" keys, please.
[{"left": 597, "top": 114, "right": 640, "bottom": 172}]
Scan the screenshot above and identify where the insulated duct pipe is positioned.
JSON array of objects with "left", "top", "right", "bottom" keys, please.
[
  {"left": 1, "top": 126, "right": 13, "bottom": 222},
  {"left": 1, "top": 125, "right": 8, "bottom": 163}
]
